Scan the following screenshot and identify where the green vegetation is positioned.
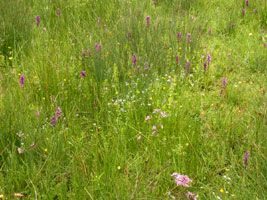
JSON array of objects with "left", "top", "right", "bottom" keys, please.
[{"left": 0, "top": 0, "right": 266, "bottom": 199}]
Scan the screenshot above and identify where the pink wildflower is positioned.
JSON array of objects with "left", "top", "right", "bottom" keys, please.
[
  {"left": 186, "top": 192, "right": 199, "bottom": 200},
  {"left": 153, "top": 109, "right": 160, "bottom": 114},
  {"left": 145, "top": 115, "right": 152, "bottom": 121},
  {"left": 160, "top": 112, "right": 167, "bottom": 118},
  {"left": 171, "top": 173, "right": 192, "bottom": 187}
]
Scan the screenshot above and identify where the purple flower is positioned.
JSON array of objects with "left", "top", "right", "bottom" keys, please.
[
  {"left": 98, "top": 17, "right": 101, "bottom": 24},
  {"left": 177, "top": 32, "right": 182, "bottom": 41},
  {"left": 95, "top": 43, "right": 102, "bottom": 51},
  {"left": 186, "top": 192, "right": 199, "bottom": 200},
  {"left": 254, "top": 9, "right": 258, "bottom": 14},
  {"left": 176, "top": 55, "right": 180, "bottom": 64},
  {"left": 243, "top": 152, "right": 250, "bottom": 167},
  {"left": 207, "top": 54, "right": 211, "bottom": 64},
  {"left": 57, "top": 8, "right": 61, "bottom": 18},
  {"left": 222, "top": 78, "right": 227, "bottom": 88},
  {"left": 152, "top": 125, "right": 157, "bottom": 130},
  {"left": 20, "top": 75, "right": 25, "bottom": 88},
  {"left": 146, "top": 16, "right": 150, "bottom": 26},
  {"left": 203, "top": 62, "right": 207, "bottom": 72},
  {"left": 171, "top": 173, "right": 192, "bottom": 187},
  {"left": 137, "top": 136, "right": 142, "bottom": 141},
  {"left": 56, "top": 107, "right": 61, "bottom": 118},
  {"left": 201, "top": 55, "right": 205, "bottom": 59},
  {"left": 185, "top": 62, "right": 190, "bottom": 72},
  {"left": 264, "top": 42, "right": 267, "bottom": 47},
  {"left": 132, "top": 54, "right": 137, "bottom": 66},
  {"left": 152, "top": 0, "right": 155, "bottom": 4},
  {"left": 36, "top": 16, "right": 40, "bottom": 26},
  {"left": 242, "top": 9, "right": 246, "bottom": 15},
  {"left": 187, "top": 33, "right": 191, "bottom": 43},
  {"left": 50, "top": 116, "right": 56, "bottom": 127},
  {"left": 81, "top": 70, "right": 86, "bottom": 78},
  {"left": 246, "top": 0, "right": 249, "bottom": 7},
  {"left": 87, "top": 49, "right": 91, "bottom": 55}
]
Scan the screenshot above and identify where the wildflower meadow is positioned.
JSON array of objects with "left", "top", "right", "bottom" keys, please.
[{"left": 0, "top": 0, "right": 266, "bottom": 199}]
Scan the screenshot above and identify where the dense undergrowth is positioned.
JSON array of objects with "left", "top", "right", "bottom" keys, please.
[{"left": 0, "top": 0, "right": 266, "bottom": 199}]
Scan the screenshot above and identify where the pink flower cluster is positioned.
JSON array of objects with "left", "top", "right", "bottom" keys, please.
[
  {"left": 186, "top": 192, "right": 199, "bottom": 200},
  {"left": 171, "top": 173, "right": 192, "bottom": 187}
]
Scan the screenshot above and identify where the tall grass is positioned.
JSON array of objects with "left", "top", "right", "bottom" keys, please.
[{"left": 0, "top": 0, "right": 266, "bottom": 199}]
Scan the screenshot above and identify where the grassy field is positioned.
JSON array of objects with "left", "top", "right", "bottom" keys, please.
[{"left": 0, "top": 0, "right": 266, "bottom": 199}]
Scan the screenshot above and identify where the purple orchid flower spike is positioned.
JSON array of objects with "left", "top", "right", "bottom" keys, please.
[
  {"left": 57, "top": 8, "right": 61, "bottom": 18},
  {"left": 132, "top": 54, "right": 137, "bottom": 66},
  {"left": 243, "top": 152, "right": 250, "bottom": 167},
  {"left": 20, "top": 75, "right": 25, "bottom": 88},
  {"left": 146, "top": 16, "right": 150, "bottom": 26},
  {"left": 185, "top": 62, "right": 190, "bottom": 72},
  {"left": 177, "top": 32, "right": 182, "bottom": 41},
  {"left": 222, "top": 78, "right": 227, "bottom": 88},
  {"left": 203, "top": 62, "right": 207, "bottom": 72},
  {"left": 50, "top": 116, "right": 56, "bottom": 127},
  {"left": 81, "top": 71, "right": 86, "bottom": 78},
  {"left": 36, "top": 16, "right": 40, "bottom": 26}
]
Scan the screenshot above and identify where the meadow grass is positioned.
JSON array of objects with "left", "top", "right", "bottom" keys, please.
[{"left": 0, "top": 0, "right": 266, "bottom": 199}]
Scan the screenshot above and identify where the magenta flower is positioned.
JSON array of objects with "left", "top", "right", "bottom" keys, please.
[
  {"left": 152, "top": 125, "right": 157, "bottom": 130},
  {"left": 246, "top": 0, "right": 249, "bottom": 7},
  {"left": 243, "top": 152, "right": 250, "bottom": 167},
  {"left": 50, "top": 116, "right": 56, "bottom": 127},
  {"left": 176, "top": 55, "right": 180, "bottom": 64},
  {"left": 242, "top": 9, "right": 246, "bottom": 15},
  {"left": 203, "top": 62, "right": 207, "bottom": 72},
  {"left": 87, "top": 49, "right": 91, "bottom": 55},
  {"left": 95, "top": 43, "right": 102, "bottom": 51},
  {"left": 56, "top": 107, "right": 61, "bottom": 118},
  {"left": 177, "top": 32, "right": 182, "bottom": 41},
  {"left": 36, "top": 16, "right": 40, "bottom": 26},
  {"left": 152, "top": 0, "right": 155, "bottom": 4},
  {"left": 187, "top": 33, "right": 191, "bottom": 43},
  {"left": 146, "top": 16, "right": 150, "bottom": 26},
  {"left": 264, "top": 42, "right": 267, "bottom": 47},
  {"left": 98, "top": 17, "right": 101, "bottom": 24},
  {"left": 171, "top": 173, "right": 192, "bottom": 187},
  {"left": 186, "top": 192, "right": 199, "bottom": 200},
  {"left": 132, "top": 54, "right": 137, "bottom": 66},
  {"left": 20, "top": 75, "right": 25, "bottom": 88},
  {"left": 201, "top": 55, "right": 205, "bottom": 59},
  {"left": 207, "top": 54, "right": 211, "bottom": 64},
  {"left": 222, "top": 78, "right": 227, "bottom": 88},
  {"left": 81, "top": 70, "right": 86, "bottom": 78},
  {"left": 57, "top": 8, "right": 61, "bottom": 18},
  {"left": 254, "top": 9, "right": 258, "bottom": 14}
]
